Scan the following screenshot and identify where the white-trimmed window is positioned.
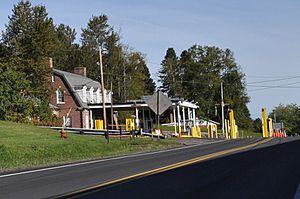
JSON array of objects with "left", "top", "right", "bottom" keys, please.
[
  {"left": 56, "top": 88, "right": 65, "bottom": 104},
  {"left": 63, "top": 116, "right": 72, "bottom": 127}
]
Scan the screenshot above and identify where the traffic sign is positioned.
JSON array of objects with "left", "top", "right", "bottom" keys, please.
[{"left": 145, "top": 91, "right": 172, "bottom": 115}]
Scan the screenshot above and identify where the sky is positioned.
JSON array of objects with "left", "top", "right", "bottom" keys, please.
[{"left": 1, "top": 0, "right": 300, "bottom": 118}]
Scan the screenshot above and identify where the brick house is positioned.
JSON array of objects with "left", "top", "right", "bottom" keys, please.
[{"left": 50, "top": 67, "right": 111, "bottom": 128}]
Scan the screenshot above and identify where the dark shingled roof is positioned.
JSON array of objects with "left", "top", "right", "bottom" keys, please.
[
  {"left": 53, "top": 69, "right": 101, "bottom": 90},
  {"left": 53, "top": 69, "right": 101, "bottom": 109}
]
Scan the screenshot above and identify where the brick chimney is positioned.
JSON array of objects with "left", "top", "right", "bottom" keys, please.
[
  {"left": 49, "top": 57, "right": 53, "bottom": 69},
  {"left": 74, "top": 67, "right": 87, "bottom": 77}
]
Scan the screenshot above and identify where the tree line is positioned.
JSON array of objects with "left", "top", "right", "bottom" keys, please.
[
  {"left": 252, "top": 104, "right": 300, "bottom": 136},
  {"left": 0, "top": 1, "right": 155, "bottom": 123}
]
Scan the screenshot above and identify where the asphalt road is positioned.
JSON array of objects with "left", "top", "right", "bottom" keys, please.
[
  {"left": 68, "top": 137, "right": 300, "bottom": 199},
  {"left": 1, "top": 137, "right": 298, "bottom": 199}
]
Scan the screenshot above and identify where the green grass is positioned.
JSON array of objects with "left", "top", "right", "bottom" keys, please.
[
  {"left": 159, "top": 125, "right": 207, "bottom": 132},
  {"left": 0, "top": 121, "right": 180, "bottom": 171},
  {"left": 159, "top": 125, "right": 176, "bottom": 131},
  {"left": 238, "top": 129, "right": 262, "bottom": 138}
]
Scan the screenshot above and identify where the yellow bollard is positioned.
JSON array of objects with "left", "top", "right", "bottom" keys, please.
[
  {"left": 95, "top": 120, "right": 104, "bottom": 130},
  {"left": 213, "top": 124, "right": 218, "bottom": 138},
  {"left": 229, "top": 109, "right": 237, "bottom": 139},
  {"left": 268, "top": 118, "right": 273, "bottom": 137},
  {"left": 224, "top": 119, "right": 229, "bottom": 139},
  {"left": 191, "top": 126, "right": 201, "bottom": 138},
  {"left": 227, "top": 120, "right": 231, "bottom": 139},
  {"left": 208, "top": 124, "right": 218, "bottom": 139},
  {"left": 197, "top": 126, "right": 202, "bottom": 138},
  {"left": 208, "top": 124, "right": 212, "bottom": 139},
  {"left": 262, "top": 108, "right": 269, "bottom": 138},
  {"left": 192, "top": 127, "right": 197, "bottom": 137},
  {"left": 235, "top": 124, "right": 239, "bottom": 138}
]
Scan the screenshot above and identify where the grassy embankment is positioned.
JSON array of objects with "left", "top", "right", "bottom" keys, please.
[
  {"left": 0, "top": 121, "right": 180, "bottom": 171},
  {"left": 238, "top": 129, "right": 262, "bottom": 138}
]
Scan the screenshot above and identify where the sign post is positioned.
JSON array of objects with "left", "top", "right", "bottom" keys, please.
[{"left": 145, "top": 91, "right": 172, "bottom": 131}]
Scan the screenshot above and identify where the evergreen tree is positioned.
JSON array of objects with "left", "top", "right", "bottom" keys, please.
[
  {"left": 144, "top": 66, "right": 156, "bottom": 95},
  {"left": 53, "top": 24, "right": 80, "bottom": 71},
  {"left": 80, "top": 14, "right": 112, "bottom": 79},
  {"left": 1, "top": 1, "right": 54, "bottom": 122},
  {"left": 2, "top": 0, "right": 55, "bottom": 97},
  {"left": 81, "top": 15, "right": 156, "bottom": 102},
  {"left": 103, "top": 31, "right": 125, "bottom": 102},
  {"left": 81, "top": 15, "right": 127, "bottom": 102},
  {"left": 2, "top": 1, "right": 58, "bottom": 59},
  {"left": 159, "top": 48, "right": 181, "bottom": 97},
  {"left": 125, "top": 52, "right": 156, "bottom": 99}
]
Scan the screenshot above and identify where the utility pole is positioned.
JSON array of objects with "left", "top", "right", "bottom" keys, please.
[
  {"left": 99, "top": 47, "right": 107, "bottom": 129},
  {"left": 156, "top": 90, "right": 160, "bottom": 129},
  {"left": 221, "top": 82, "right": 225, "bottom": 137},
  {"left": 110, "top": 82, "right": 114, "bottom": 130},
  {"left": 123, "top": 64, "right": 126, "bottom": 102}
]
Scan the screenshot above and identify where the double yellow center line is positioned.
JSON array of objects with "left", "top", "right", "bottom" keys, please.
[{"left": 61, "top": 138, "right": 272, "bottom": 198}]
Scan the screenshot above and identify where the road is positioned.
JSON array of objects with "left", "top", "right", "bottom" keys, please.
[{"left": 1, "top": 137, "right": 299, "bottom": 198}]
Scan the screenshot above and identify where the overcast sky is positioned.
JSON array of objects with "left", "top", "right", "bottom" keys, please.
[{"left": 1, "top": 0, "right": 300, "bottom": 118}]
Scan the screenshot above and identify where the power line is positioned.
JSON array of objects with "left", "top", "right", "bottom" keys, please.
[
  {"left": 247, "top": 81, "right": 300, "bottom": 92},
  {"left": 246, "top": 75, "right": 300, "bottom": 78},
  {"left": 247, "top": 76, "right": 300, "bottom": 84}
]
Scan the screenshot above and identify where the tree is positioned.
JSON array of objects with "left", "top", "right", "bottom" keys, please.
[
  {"left": 52, "top": 24, "right": 80, "bottom": 71},
  {"left": 159, "top": 45, "right": 252, "bottom": 129},
  {"left": 1, "top": 1, "right": 53, "bottom": 119},
  {"left": 269, "top": 104, "right": 300, "bottom": 135},
  {"left": 81, "top": 15, "right": 156, "bottom": 102},
  {"left": 125, "top": 52, "right": 156, "bottom": 100},
  {"left": 0, "top": 58, "right": 30, "bottom": 121},
  {"left": 221, "top": 52, "right": 251, "bottom": 128},
  {"left": 0, "top": 57, "right": 53, "bottom": 122},
  {"left": 2, "top": 1, "right": 58, "bottom": 60},
  {"left": 159, "top": 48, "right": 181, "bottom": 97},
  {"left": 0, "top": 43, "right": 11, "bottom": 58},
  {"left": 144, "top": 66, "right": 156, "bottom": 95},
  {"left": 0, "top": 58, "right": 42, "bottom": 122},
  {"left": 80, "top": 14, "right": 112, "bottom": 79},
  {"left": 252, "top": 118, "right": 262, "bottom": 133}
]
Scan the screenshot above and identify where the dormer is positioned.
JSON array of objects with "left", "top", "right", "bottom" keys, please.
[
  {"left": 89, "top": 87, "right": 94, "bottom": 103},
  {"left": 96, "top": 88, "right": 101, "bottom": 103},
  {"left": 82, "top": 86, "right": 87, "bottom": 103}
]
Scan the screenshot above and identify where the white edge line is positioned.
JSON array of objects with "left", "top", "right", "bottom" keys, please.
[
  {"left": 294, "top": 182, "right": 300, "bottom": 199},
  {"left": 0, "top": 139, "right": 231, "bottom": 178}
]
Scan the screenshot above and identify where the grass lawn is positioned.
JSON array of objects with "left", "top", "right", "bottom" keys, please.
[
  {"left": 0, "top": 121, "right": 180, "bottom": 171},
  {"left": 238, "top": 129, "right": 262, "bottom": 138}
]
